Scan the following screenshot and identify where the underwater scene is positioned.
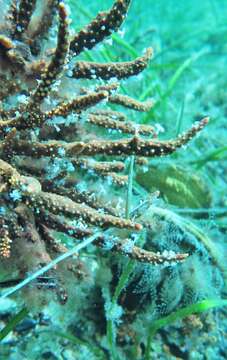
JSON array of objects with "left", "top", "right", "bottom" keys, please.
[{"left": 0, "top": 0, "right": 226, "bottom": 359}]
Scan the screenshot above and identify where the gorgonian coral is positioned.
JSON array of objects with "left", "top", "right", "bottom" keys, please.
[{"left": 0, "top": 0, "right": 208, "bottom": 300}]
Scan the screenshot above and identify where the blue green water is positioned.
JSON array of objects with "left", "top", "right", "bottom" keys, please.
[{"left": 0, "top": 0, "right": 226, "bottom": 359}]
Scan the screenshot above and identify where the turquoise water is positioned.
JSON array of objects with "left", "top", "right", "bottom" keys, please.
[{"left": 0, "top": 0, "right": 226, "bottom": 359}]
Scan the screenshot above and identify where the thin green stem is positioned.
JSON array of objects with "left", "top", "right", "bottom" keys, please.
[
  {"left": 106, "top": 156, "right": 135, "bottom": 359},
  {"left": 145, "top": 299, "right": 227, "bottom": 360},
  {"left": 125, "top": 156, "right": 135, "bottom": 219},
  {"left": 0, "top": 307, "right": 29, "bottom": 341}
]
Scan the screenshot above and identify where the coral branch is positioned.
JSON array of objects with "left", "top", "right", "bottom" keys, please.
[
  {"left": 90, "top": 109, "right": 127, "bottom": 121},
  {"left": 29, "top": 2, "right": 69, "bottom": 106},
  {"left": 0, "top": 216, "right": 12, "bottom": 258},
  {"left": 27, "top": 191, "right": 142, "bottom": 230},
  {"left": 52, "top": 186, "right": 118, "bottom": 217},
  {"left": 65, "top": 117, "right": 208, "bottom": 157},
  {"left": 72, "top": 158, "right": 125, "bottom": 173},
  {"left": 38, "top": 212, "right": 92, "bottom": 239},
  {"left": 70, "top": 0, "right": 131, "bottom": 55},
  {"left": 5, "top": 0, "right": 18, "bottom": 34},
  {"left": 4, "top": 118, "right": 208, "bottom": 158},
  {"left": 32, "top": 217, "right": 189, "bottom": 266},
  {"left": 72, "top": 48, "right": 152, "bottom": 80},
  {"left": 87, "top": 114, "right": 156, "bottom": 135},
  {"left": 46, "top": 91, "right": 109, "bottom": 118},
  {"left": 14, "top": 0, "right": 37, "bottom": 38},
  {"left": 0, "top": 159, "right": 141, "bottom": 230},
  {"left": 108, "top": 94, "right": 154, "bottom": 112},
  {"left": 27, "top": 0, "right": 60, "bottom": 53},
  {"left": 95, "top": 237, "right": 189, "bottom": 265}
]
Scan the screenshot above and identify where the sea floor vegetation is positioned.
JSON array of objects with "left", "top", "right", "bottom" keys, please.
[{"left": 0, "top": 0, "right": 226, "bottom": 359}]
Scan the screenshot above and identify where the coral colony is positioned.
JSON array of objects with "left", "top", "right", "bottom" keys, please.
[{"left": 0, "top": 1, "right": 208, "bottom": 299}]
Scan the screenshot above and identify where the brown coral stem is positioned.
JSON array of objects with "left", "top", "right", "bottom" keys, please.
[{"left": 72, "top": 48, "right": 152, "bottom": 80}]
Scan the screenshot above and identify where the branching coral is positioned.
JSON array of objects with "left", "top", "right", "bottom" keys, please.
[{"left": 0, "top": 0, "right": 208, "bottom": 301}]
